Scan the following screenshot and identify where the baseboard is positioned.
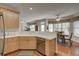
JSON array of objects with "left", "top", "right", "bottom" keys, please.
[
  {"left": 4, "top": 49, "right": 19, "bottom": 56},
  {"left": 4, "top": 49, "right": 36, "bottom": 56},
  {"left": 4, "top": 49, "right": 46, "bottom": 56},
  {"left": 36, "top": 50, "right": 46, "bottom": 56},
  {"left": 19, "top": 49, "right": 36, "bottom": 51}
]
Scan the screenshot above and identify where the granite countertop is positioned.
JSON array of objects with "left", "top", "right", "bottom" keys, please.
[{"left": 0, "top": 31, "right": 57, "bottom": 40}]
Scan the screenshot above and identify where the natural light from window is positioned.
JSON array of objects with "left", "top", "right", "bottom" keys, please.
[
  {"left": 30, "top": 25, "right": 35, "bottom": 31},
  {"left": 73, "top": 21, "right": 79, "bottom": 37}
]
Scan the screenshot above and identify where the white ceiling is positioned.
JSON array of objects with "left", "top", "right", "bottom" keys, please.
[{"left": 0, "top": 3, "right": 79, "bottom": 22}]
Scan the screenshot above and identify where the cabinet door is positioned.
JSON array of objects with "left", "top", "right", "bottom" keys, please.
[
  {"left": 19, "top": 37, "right": 36, "bottom": 49},
  {"left": 0, "top": 7, "right": 19, "bottom": 29},
  {"left": 0, "top": 8, "right": 5, "bottom": 28},
  {"left": 4, "top": 37, "right": 18, "bottom": 54},
  {"left": 4, "top": 10, "right": 19, "bottom": 29},
  {"left": 28, "top": 37, "right": 36, "bottom": 49},
  {"left": 19, "top": 37, "right": 29, "bottom": 49},
  {"left": 45, "top": 39, "right": 56, "bottom": 56}
]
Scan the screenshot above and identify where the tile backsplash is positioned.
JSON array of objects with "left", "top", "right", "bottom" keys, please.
[{"left": 0, "top": 29, "right": 19, "bottom": 36}]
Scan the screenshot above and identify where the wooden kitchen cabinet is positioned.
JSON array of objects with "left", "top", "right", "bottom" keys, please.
[
  {"left": 0, "top": 7, "right": 19, "bottom": 29},
  {"left": 3, "top": 36, "right": 56, "bottom": 56},
  {"left": 4, "top": 37, "right": 19, "bottom": 54},
  {"left": 45, "top": 39, "right": 56, "bottom": 56},
  {"left": 19, "top": 36, "right": 37, "bottom": 49}
]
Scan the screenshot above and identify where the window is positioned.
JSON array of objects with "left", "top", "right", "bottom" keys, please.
[
  {"left": 40, "top": 22, "right": 45, "bottom": 32},
  {"left": 48, "top": 24, "right": 53, "bottom": 32},
  {"left": 54, "top": 24, "right": 58, "bottom": 31},
  {"left": 54, "top": 23, "right": 62, "bottom": 31},
  {"left": 30, "top": 25, "right": 35, "bottom": 31},
  {"left": 58, "top": 23, "right": 62, "bottom": 31},
  {"left": 53, "top": 22, "right": 70, "bottom": 35},
  {"left": 73, "top": 21, "right": 79, "bottom": 37},
  {"left": 62, "top": 23, "right": 70, "bottom": 35},
  {"left": 41, "top": 24, "right": 45, "bottom": 31}
]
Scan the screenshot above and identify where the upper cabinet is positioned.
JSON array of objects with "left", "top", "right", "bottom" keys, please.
[{"left": 0, "top": 7, "right": 19, "bottom": 29}]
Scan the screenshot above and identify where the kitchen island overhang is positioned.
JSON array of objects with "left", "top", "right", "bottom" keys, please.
[{"left": 0, "top": 31, "right": 57, "bottom": 40}]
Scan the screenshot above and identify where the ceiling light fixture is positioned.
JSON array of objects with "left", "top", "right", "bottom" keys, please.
[
  {"left": 56, "top": 14, "right": 61, "bottom": 21},
  {"left": 56, "top": 18, "right": 60, "bottom": 21},
  {"left": 29, "top": 7, "right": 32, "bottom": 10}
]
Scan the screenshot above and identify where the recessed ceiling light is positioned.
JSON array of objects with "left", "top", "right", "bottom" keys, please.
[{"left": 29, "top": 8, "right": 32, "bottom": 10}]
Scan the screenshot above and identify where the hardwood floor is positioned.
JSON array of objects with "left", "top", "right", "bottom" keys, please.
[
  {"left": 56, "top": 41, "right": 79, "bottom": 56},
  {"left": 4, "top": 50, "right": 43, "bottom": 56},
  {"left": 3, "top": 41, "right": 79, "bottom": 56}
]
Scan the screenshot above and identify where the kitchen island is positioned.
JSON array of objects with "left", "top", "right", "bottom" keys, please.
[{"left": 0, "top": 31, "right": 57, "bottom": 56}]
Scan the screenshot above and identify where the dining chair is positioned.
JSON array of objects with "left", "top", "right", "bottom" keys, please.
[
  {"left": 64, "top": 33, "right": 73, "bottom": 47},
  {"left": 57, "top": 31, "right": 64, "bottom": 44}
]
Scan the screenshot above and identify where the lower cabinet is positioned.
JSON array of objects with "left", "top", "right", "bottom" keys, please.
[
  {"left": 45, "top": 39, "right": 56, "bottom": 56},
  {"left": 19, "top": 36, "right": 37, "bottom": 49},
  {"left": 4, "top": 37, "right": 19, "bottom": 54},
  {"left": 4, "top": 36, "right": 56, "bottom": 56}
]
